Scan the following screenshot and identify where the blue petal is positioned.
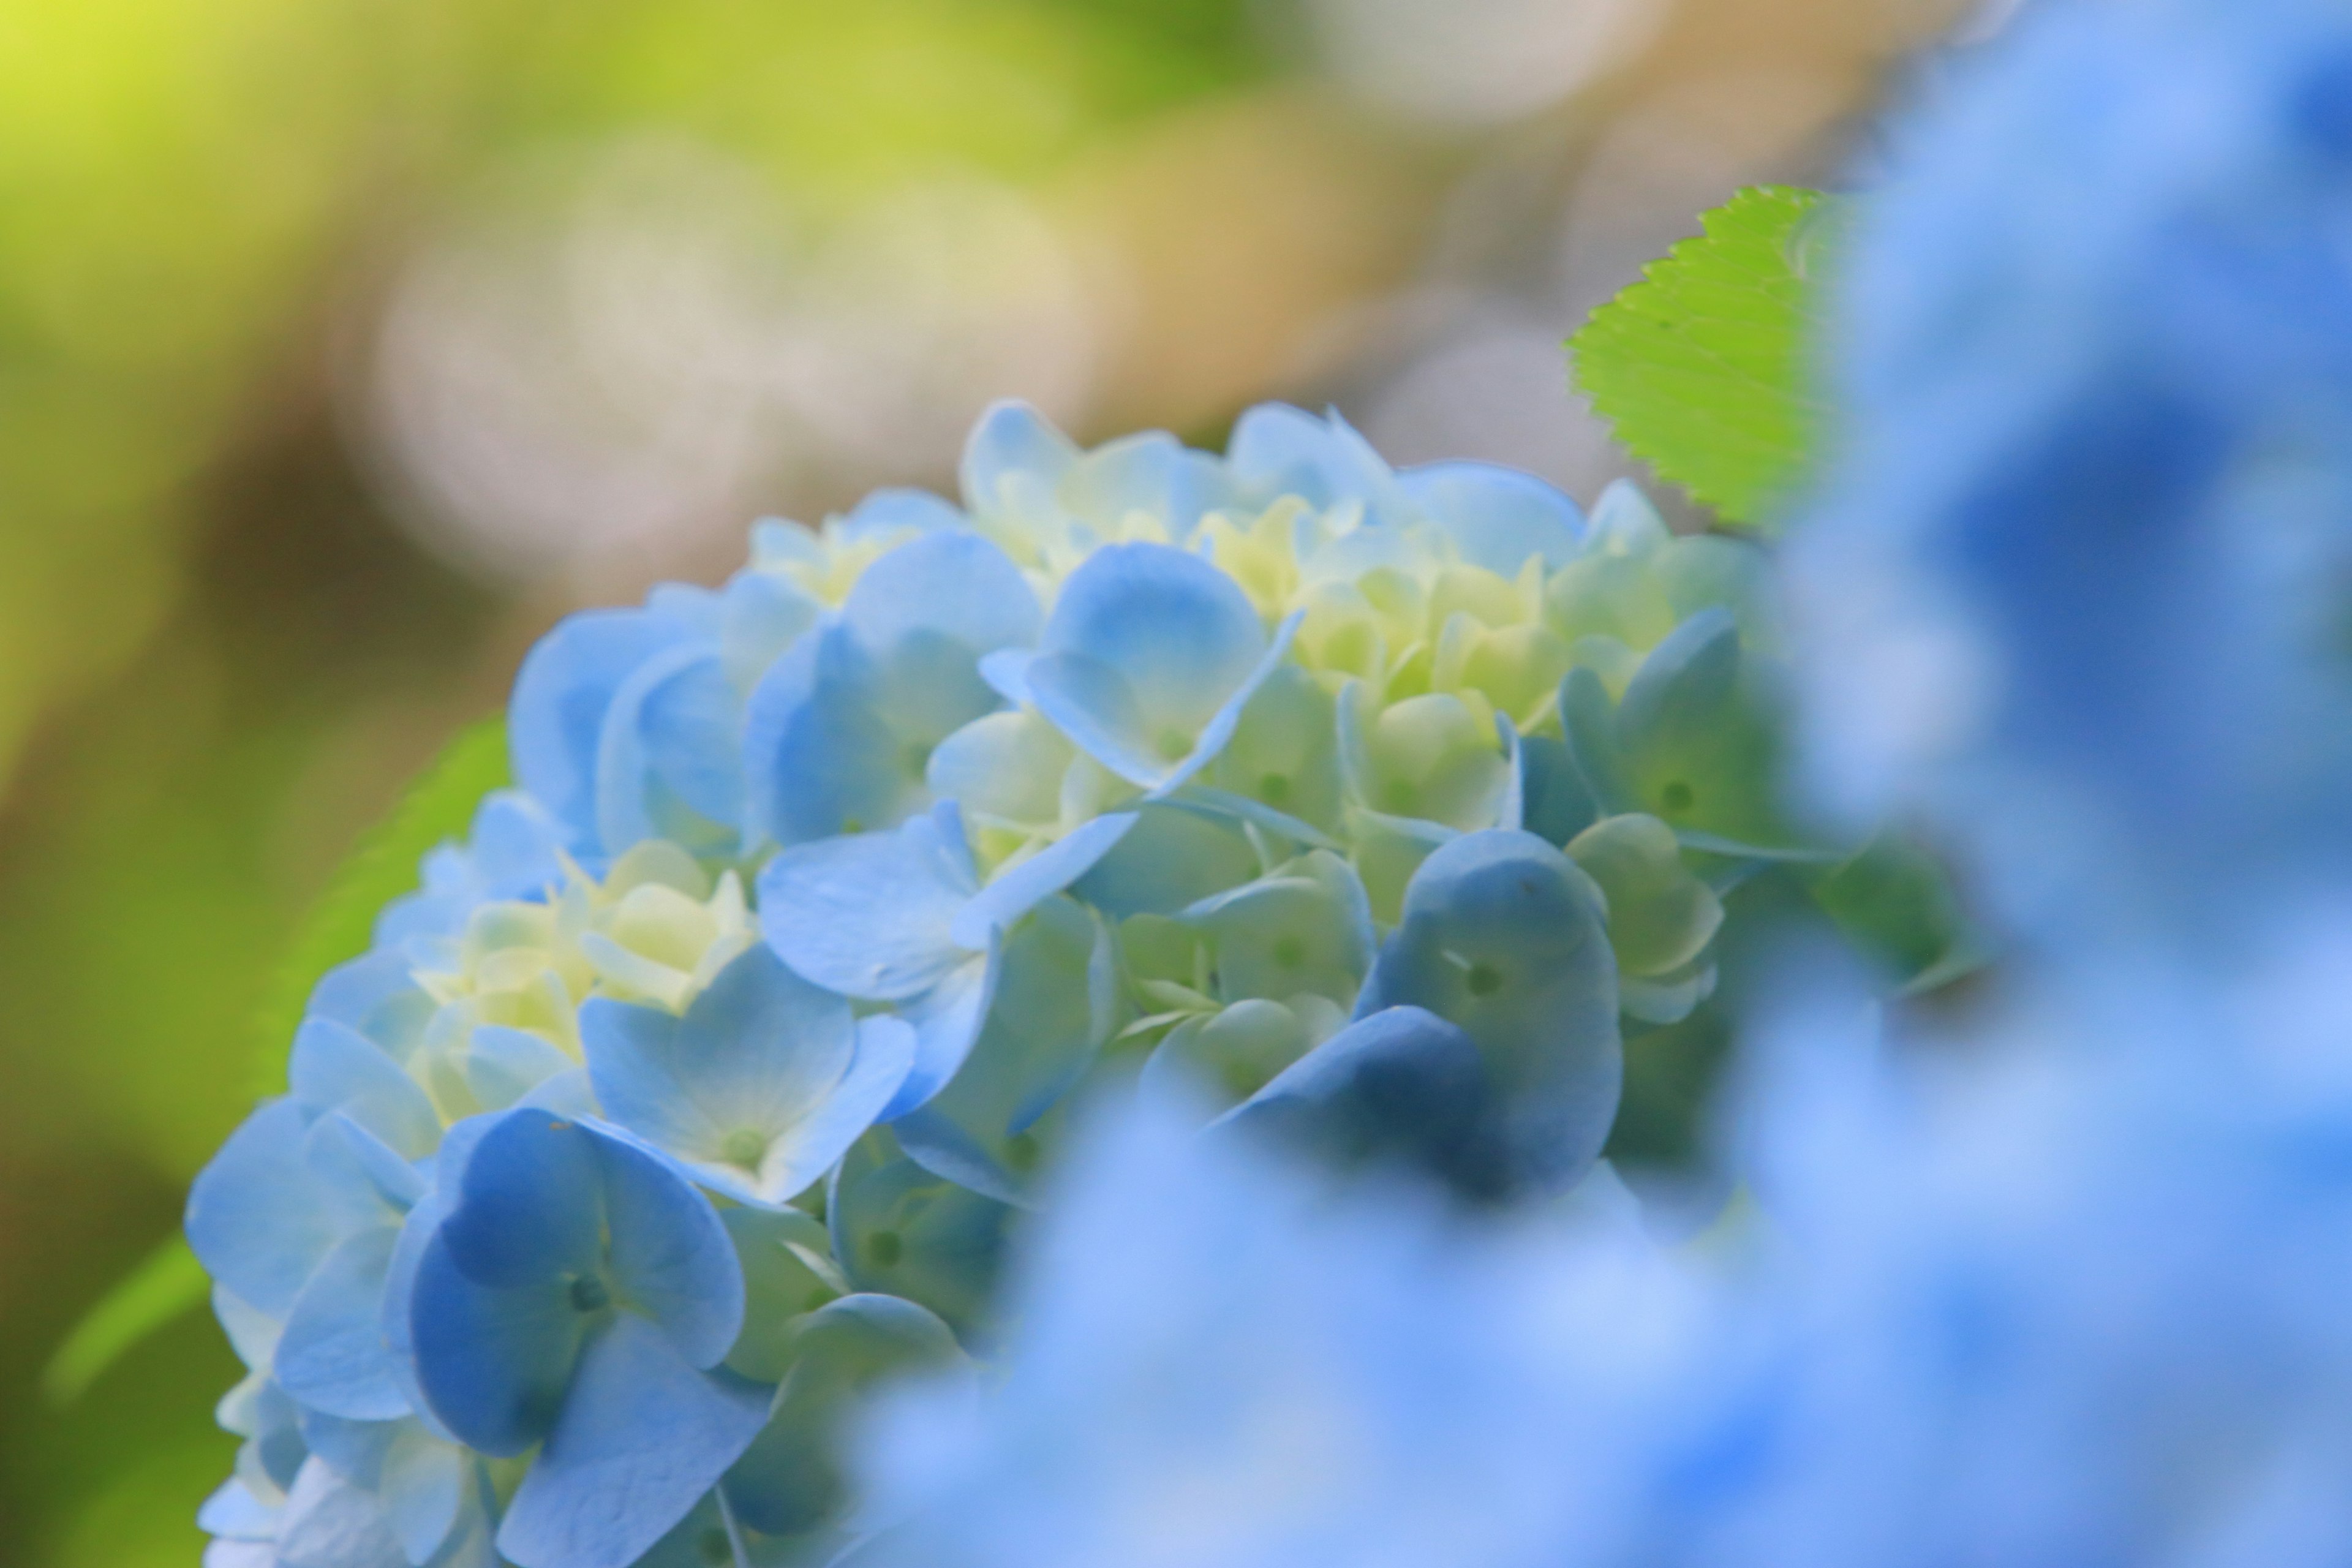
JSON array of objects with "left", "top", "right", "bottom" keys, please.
[
  {"left": 587, "top": 1124, "right": 745, "bottom": 1368},
  {"left": 1061, "top": 431, "right": 1219, "bottom": 538},
  {"left": 407, "top": 1229, "right": 584, "bottom": 1456},
  {"left": 1025, "top": 543, "right": 1271, "bottom": 788},
  {"left": 1400, "top": 461, "right": 1586, "bottom": 573},
  {"left": 276, "top": 1226, "right": 409, "bottom": 1420},
  {"left": 186, "top": 1099, "right": 339, "bottom": 1318},
  {"left": 464, "top": 1025, "right": 576, "bottom": 1112},
  {"left": 895, "top": 897, "right": 1110, "bottom": 1204},
  {"left": 594, "top": 641, "right": 742, "bottom": 860},
  {"left": 1354, "top": 829, "right": 1623, "bottom": 1194},
  {"left": 583, "top": 948, "right": 904, "bottom": 1208},
  {"left": 841, "top": 487, "right": 963, "bottom": 537},
  {"left": 584, "top": 947, "right": 856, "bottom": 1170},
  {"left": 960, "top": 401, "right": 1078, "bottom": 517},
  {"left": 1227, "top": 403, "right": 1408, "bottom": 524},
  {"left": 886, "top": 952, "right": 1001, "bottom": 1120},
  {"left": 1215, "top": 1004, "right": 1500, "bottom": 1194},
  {"left": 759, "top": 803, "right": 979, "bottom": 1000},
  {"left": 274, "top": 1457, "right": 407, "bottom": 1568},
  {"left": 291, "top": 1019, "right": 440, "bottom": 1160},
  {"left": 510, "top": 608, "right": 704, "bottom": 853},
  {"left": 435, "top": 1111, "right": 604, "bottom": 1290},
  {"left": 495, "top": 1315, "right": 770, "bottom": 1568},
  {"left": 841, "top": 532, "right": 1039, "bottom": 711},
  {"left": 741, "top": 624, "right": 913, "bottom": 848},
  {"left": 306, "top": 948, "right": 434, "bottom": 1059},
  {"left": 379, "top": 1429, "right": 473, "bottom": 1566},
  {"left": 309, "top": 1112, "right": 428, "bottom": 1213}
]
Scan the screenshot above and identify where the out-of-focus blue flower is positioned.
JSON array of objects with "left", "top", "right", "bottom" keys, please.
[{"left": 1793, "top": 0, "right": 2352, "bottom": 935}]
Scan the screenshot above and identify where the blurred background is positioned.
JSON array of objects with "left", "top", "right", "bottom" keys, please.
[{"left": 0, "top": 0, "right": 1977, "bottom": 1561}]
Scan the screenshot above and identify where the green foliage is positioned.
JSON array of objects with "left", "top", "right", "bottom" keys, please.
[
  {"left": 40, "top": 1237, "right": 208, "bottom": 1407},
  {"left": 1804, "top": 834, "right": 1986, "bottom": 995},
  {"left": 41, "top": 718, "right": 511, "bottom": 1406},
  {"left": 1569, "top": 186, "right": 1844, "bottom": 529},
  {"left": 254, "top": 717, "right": 510, "bottom": 1093}
]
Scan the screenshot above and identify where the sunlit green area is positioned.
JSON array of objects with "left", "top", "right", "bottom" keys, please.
[{"left": 0, "top": 0, "right": 1952, "bottom": 1560}]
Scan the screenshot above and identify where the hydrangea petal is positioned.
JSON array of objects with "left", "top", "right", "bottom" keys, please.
[
  {"left": 594, "top": 642, "right": 742, "bottom": 860},
  {"left": 510, "top": 609, "right": 703, "bottom": 854},
  {"left": 589, "top": 1126, "right": 745, "bottom": 1368},
  {"left": 1401, "top": 461, "right": 1585, "bottom": 573},
  {"left": 1215, "top": 1004, "right": 1498, "bottom": 1194},
  {"left": 1354, "top": 829, "right": 1623, "bottom": 1194},
  {"left": 187, "top": 1100, "right": 340, "bottom": 1319},
  {"left": 759, "top": 804, "right": 978, "bottom": 1001},
  {"left": 495, "top": 1314, "right": 770, "bottom": 1568},
  {"left": 291, "top": 1019, "right": 441, "bottom": 1161},
  {"left": 275, "top": 1227, "right": 408, "bottom": 1420},
  {"left": 1024, "top": 543, "right": 1273, "bottom": 789}
]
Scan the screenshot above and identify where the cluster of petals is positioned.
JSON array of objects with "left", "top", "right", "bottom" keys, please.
[{"left": 187, "top": 398, "right": 1806, "bottom": 1568}]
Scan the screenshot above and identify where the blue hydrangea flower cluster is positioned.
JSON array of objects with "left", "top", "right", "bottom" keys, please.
[
  {"left": 187, "top": 401, "right": 1812, "bottom": 1568},
  {"left": 815, "top": 0, "right": 2352, "bottom": 1562}
]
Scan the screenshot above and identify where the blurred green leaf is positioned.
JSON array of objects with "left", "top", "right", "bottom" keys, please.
[
  {"left": 1569, "top": 185, "right": 1844, "bottom": 529},
  {"left": 41, "top": 1235, "right": 208, "bottom": 1408},
  {"left": 254, "top": 716, "right": 510, "bottom": 1093}
]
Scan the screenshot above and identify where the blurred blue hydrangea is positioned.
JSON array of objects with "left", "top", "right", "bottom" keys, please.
[
  {"left": 1792, "top": 0, "right": 2352, "bottom": 941},
  {"left": 190, "top": 396, "right": 1809, "bottom": 1568}
]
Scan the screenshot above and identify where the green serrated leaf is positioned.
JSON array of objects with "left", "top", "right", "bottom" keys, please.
[
  {"left": 42, "top": 1235, "right": 210, "bottom": 1406},
  {"left": 1569, "top": 184, "right": 1845, "bottom": 529},
  {"left": 254, "top": 715, "right": 510, "bottom": 1093}
]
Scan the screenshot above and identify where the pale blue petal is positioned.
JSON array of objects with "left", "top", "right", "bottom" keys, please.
[
  {"left": 1068, "top": 804, "right": 1255, "bottom": 919},
  {"left": 199, "top": 1477, "right": 279, "bottom": 1539},
  {"left": 1516, "top": 732, "right": 1602, "bottom": 849},
  {"left": 886, "top": 952, "right": 1001, "bottom": 1121},
  {"left": 595, "top": 641, "right": 742, "bottom": 859},
  {"left": 291, "top": 1019, "right": 440, "bottom": 1161},
  {"left": 1354, "top": 829, "right": 1622, "bottom": 1194},
  {"left": 841, "top": 487, "right": 963, "bottom": 538},
  {"left": 380, "top": 1428, "right": 469, "bottom": 1565},
  {"left": 1227, "top": 403, "right": 1408, "bottom": 524},
  {"left": 496, "top": 1315, "right": 770, "bottom": 1568},
  {"left": 276, "top": 1227, "right": 409, "bottom": 1420},
  {"left": 582, "top": 946, "right": 856, "bottom": 1174},
  {"left": 509, "top": 608, "right": 704, "bottom": 852},
  {"left": 742, "top": 623, "right": 916, "bottom": 848},
  {"left": 718, "top": 567, "right": 824, "bottom": 694},
  {"left": 895, "top": 897, "right": 1110, "bottom": 1204},
  {"left": 841, "top": 532, "right": 1039, "bottom": 696},
  {"left": 186, "top": 1099, "right": 339, "bottom": 1318},
  {"left": 949, "top": 812, "right": 1139, "bottom": 949},
  {"left": 760, "top": 803, "right": 978, "bottom": 1001},
  {"left": 301, "top": 1108, "right": 426, "bottom": 1220},
  {"left": 1400, "top": 461, "right": 1586, "bottom": 573},
  {"left": 1027, "top": 543, "right": 1268, "bottom": 787},
  {"left": 1215, "top": 1004, "right": 1499, "bottom": 1194},
  {"left": 1151, "top": 611, "right": 1303, "bottom": 796},
  {"left": 306, "top": 948, "right": 434, "bottom": 1061},
  {"left": 1060, "top": 431, "right": 1213, "bottom": 537},
  {"left": 734, "top": 1015, "right": 915, "bottom": 1208},
  {"left": 960, "top": 401, "right": 1078, "bottom": 515},
  {"left": 274, "top": 1457, "right": 407, "bottom": 1568},
  {"left": 464, "top": 1025, "right": 575, "bottom": 1112}
]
